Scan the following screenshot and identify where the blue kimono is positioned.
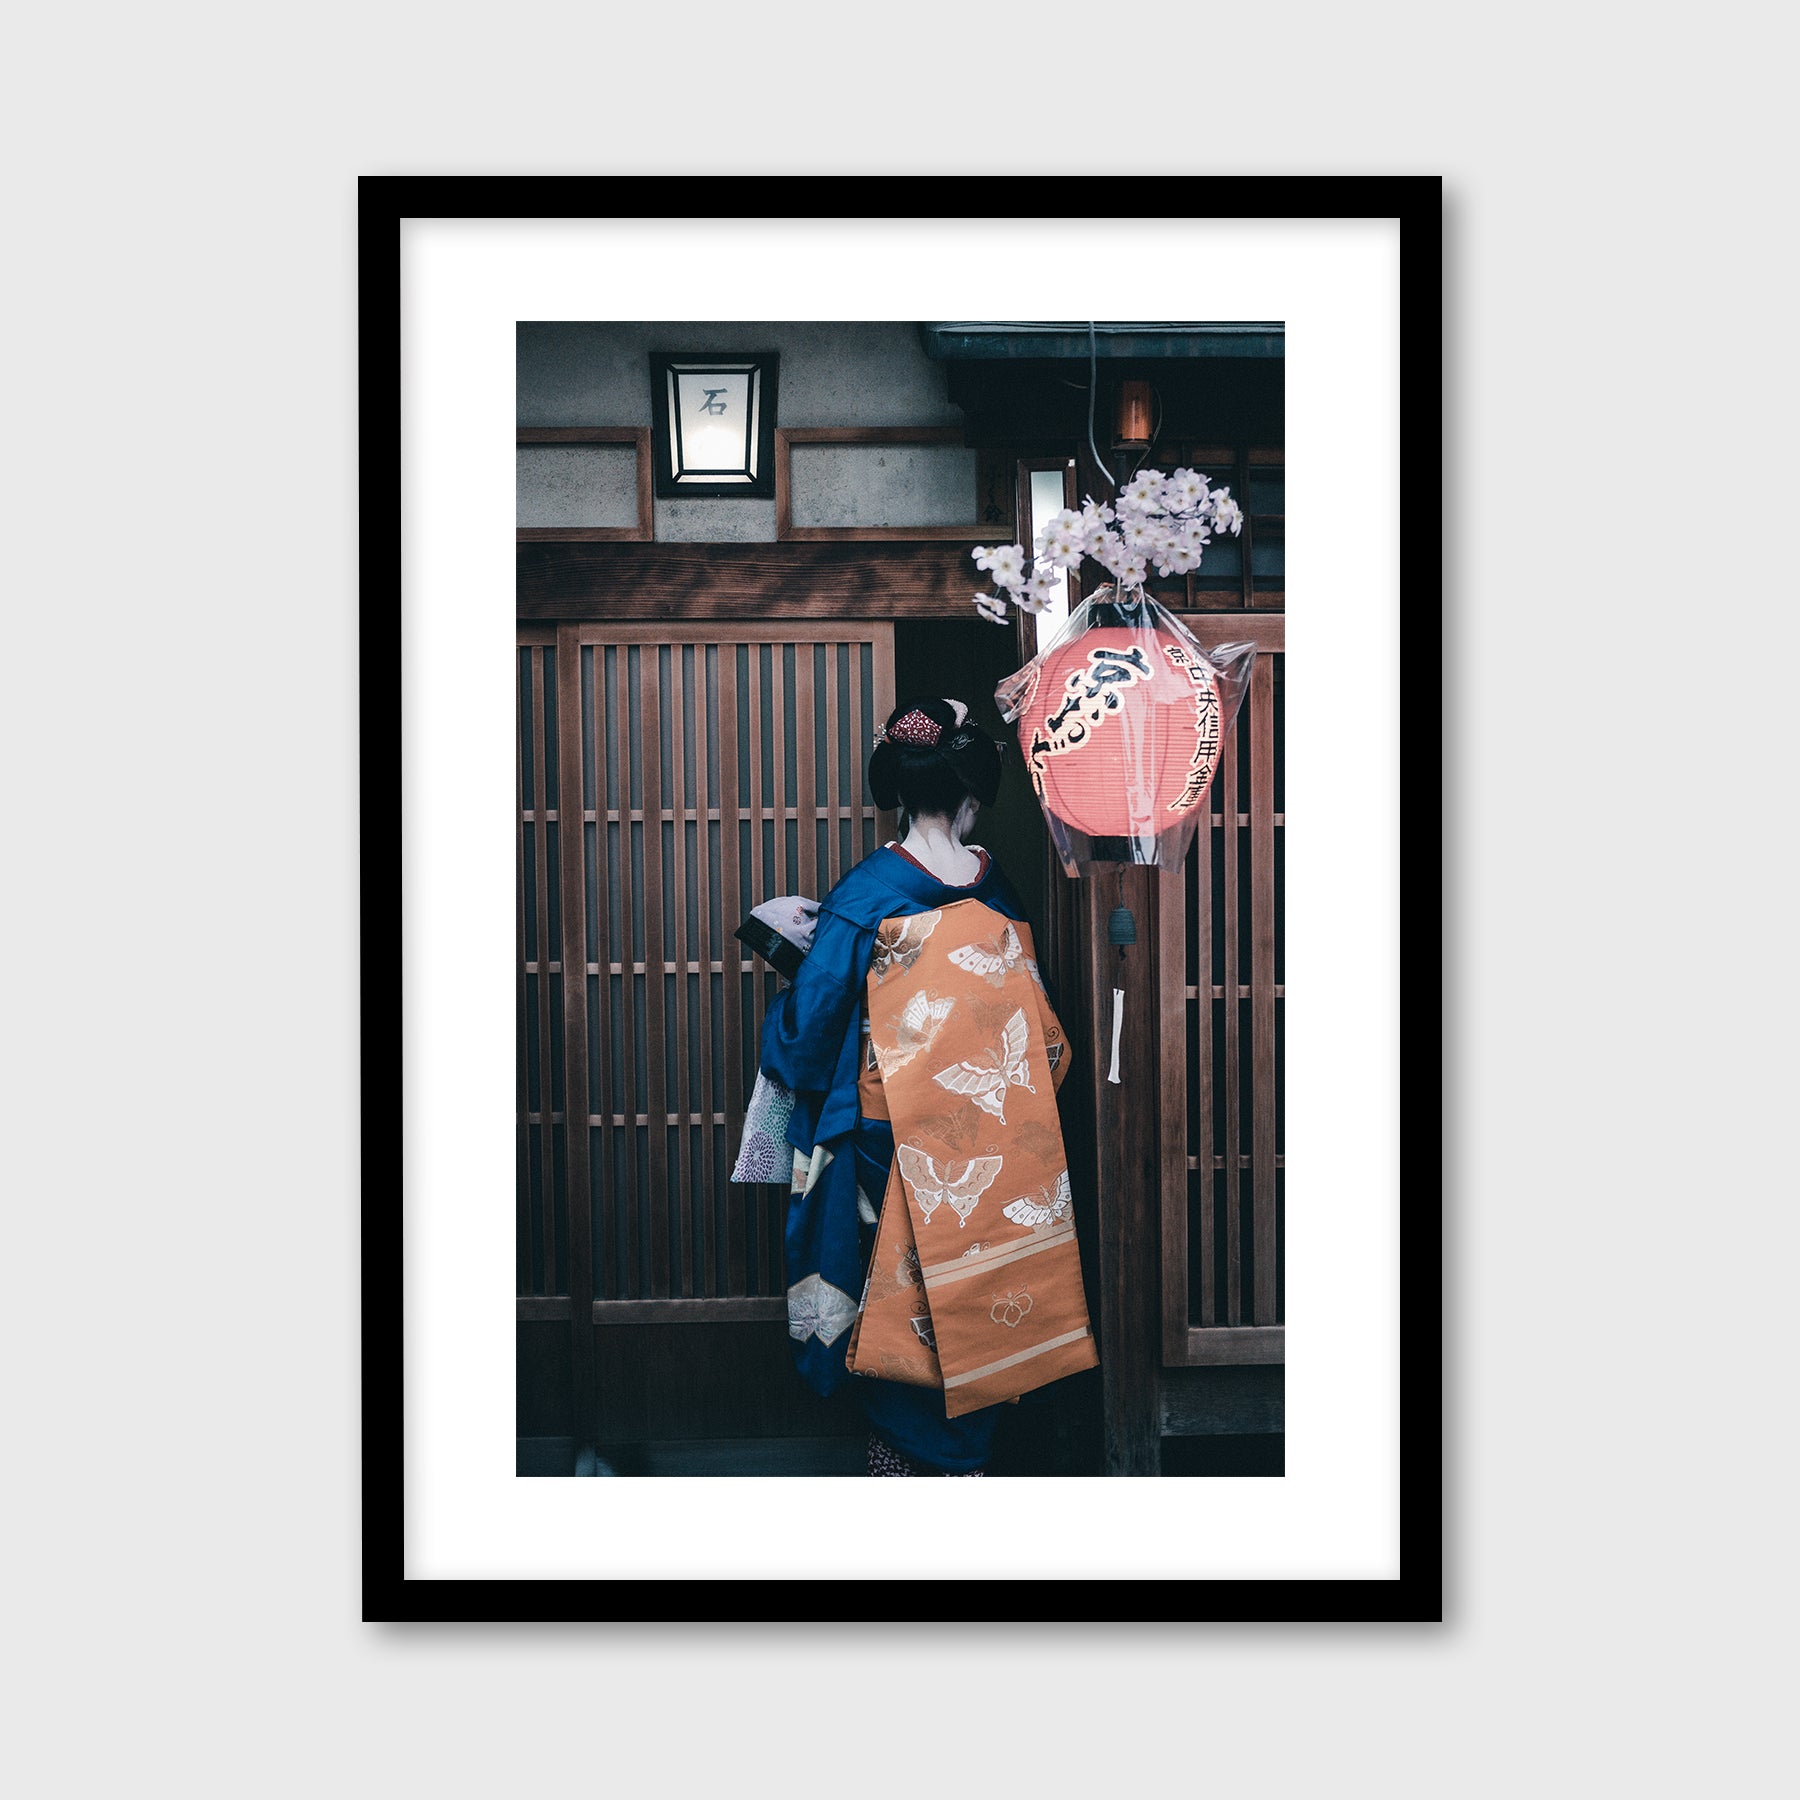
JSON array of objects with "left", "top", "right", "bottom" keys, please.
[{"left": 760, "top": 845, "right": 1039, "bottom": 1472}]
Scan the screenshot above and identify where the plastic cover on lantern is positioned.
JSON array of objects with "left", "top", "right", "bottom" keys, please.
[{"left": 995, "top": 584, "right": 1256, "bottom": 875}]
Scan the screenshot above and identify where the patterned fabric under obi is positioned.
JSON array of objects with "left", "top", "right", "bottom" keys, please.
[
  {"left": 844, "top": 898, "right": 1096, "bottom": 1416},
  {"left": 731, "top": 1070, "right": 797, "bottom": 1183}
]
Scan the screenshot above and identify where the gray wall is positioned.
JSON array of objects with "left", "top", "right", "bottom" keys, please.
[{"left": 516, "top": 322, "right": 971, "bottom": 542}]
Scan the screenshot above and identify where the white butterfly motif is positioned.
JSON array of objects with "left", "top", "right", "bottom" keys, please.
[
  {"left": 1002, "top": 1167, "right": 1073, "bottom": 1229},
  {"left": 877, "top": 990, "right": 954, "bottom": 1072},
  {"left": 871, "top": 909, "right": 942, "bottom": 983},
  {"left": 948, "top": 921, "right": 1035, "bottom": 989},
  {"left": 896, "top": 1144, "right": 1004, "bottom": 1229},
  {"left": 909, "top": 1313, "right": 938, "bottom": 1351},
  {"left": 932, "top": 1007, "right": 1035, "bottom": 1122}
]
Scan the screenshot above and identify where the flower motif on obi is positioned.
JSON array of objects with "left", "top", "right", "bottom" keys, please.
[
  {"left": 990, "top": 1288, "right": 1034, "bottom": 1329},
  {"left": 787, "top": 1273, "right": 858, "bottom": 1347},
  {"left": 932, "top": 1007, "right": 1034, "bottom": 1123}
]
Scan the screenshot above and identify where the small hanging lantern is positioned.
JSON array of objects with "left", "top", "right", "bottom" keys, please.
[{"left": 1114, "top": 379, "right": 1153, "bottom": 447}]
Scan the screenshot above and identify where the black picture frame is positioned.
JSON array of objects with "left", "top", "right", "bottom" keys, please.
[
  {"left": 648, "top": 349, "right": 780, "bottom": 498},
  {"left": 363, "top": 173, "right": 1443, "bottom": 1624}
]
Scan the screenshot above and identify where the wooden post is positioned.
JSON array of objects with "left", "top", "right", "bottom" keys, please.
[{"left": 1085, "top": 866, "right": 1162, "bottom": 1476}]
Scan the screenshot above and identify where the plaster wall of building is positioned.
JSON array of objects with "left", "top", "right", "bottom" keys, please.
[{"left": 517, "top": 322, "right": 973, "bottom": 543}]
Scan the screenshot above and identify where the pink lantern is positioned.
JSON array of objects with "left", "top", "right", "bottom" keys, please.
[{"left": 999, "top": 589, "right": 1254, "bottom": 873}]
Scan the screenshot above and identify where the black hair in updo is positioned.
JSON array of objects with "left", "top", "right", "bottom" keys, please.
[{"left": 868, "top": 696, "right": 1004, "bottom": 819}]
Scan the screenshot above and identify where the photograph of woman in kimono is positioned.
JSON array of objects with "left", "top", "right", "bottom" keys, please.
[{"left": 759, "top": 695, "right": 1093, "bottom": 1476}]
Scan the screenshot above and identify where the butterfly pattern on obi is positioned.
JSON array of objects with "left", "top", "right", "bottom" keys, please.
[
  {"left": 896, "top": 1144, "right": 1004, "bottom": 1229},
  {"left": 871, "top": 908, "right": 942, "bottom": 984},
  {"left": 932, "top": 1007, "right": 1035, "bottom": 1123},
  {"left": 1002, "top": 1167, "right": 1073, "bottom": 1229},
  {"left": 947, "top": 920, "right": 1041, "bottom": 991},
  {"left": 909, "top": 1314, "right": 938, "bottom": 1351},
  {"left": 875, "top": 990, "right": 955, "bottom": 1073}
]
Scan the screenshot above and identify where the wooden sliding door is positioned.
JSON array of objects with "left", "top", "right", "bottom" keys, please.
[
  {"left": 1157, "top": 616, "right": 1285, "bottom": 1367},
  {"left": 518, "top": 622, "right": 896, "bottom": 1441}
]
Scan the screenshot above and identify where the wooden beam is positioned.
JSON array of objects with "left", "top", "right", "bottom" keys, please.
[
  {"left": 519, "top": 539, "right": 991, "bottom": 619},
  {"left": 592, "top": 1298, "right": 786, "bottom": 1324},
  {"left": 1160, "top": 1364, "right": 1285, "bottom": 1436},
  {"left": 1180, "top": 1325, "right": 1285, "bottom": 1366}
]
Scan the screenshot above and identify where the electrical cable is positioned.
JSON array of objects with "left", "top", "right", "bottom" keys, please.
[{"left": 1086, "top": 320, "right": 1116, "bottom": 493}]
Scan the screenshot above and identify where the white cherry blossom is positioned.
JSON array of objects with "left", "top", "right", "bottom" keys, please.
[
  {"left": 1120, "top": 469, "right": 1168, "bottom": 512},
  {"left": 1164, "top": 467, "right": 1209, "bottom": 510}
]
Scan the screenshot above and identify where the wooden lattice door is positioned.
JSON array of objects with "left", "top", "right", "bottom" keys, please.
[
  {"left": 517, "top": 621, "right": 897, "bottom": 1422},
  {"left": 1157, "top": 618, "right": 1285, "bottom": 1365}
]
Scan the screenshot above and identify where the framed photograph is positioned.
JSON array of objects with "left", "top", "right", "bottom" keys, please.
[{"left": 369, "top": 177, "right": 1440, "bottom": 1619}]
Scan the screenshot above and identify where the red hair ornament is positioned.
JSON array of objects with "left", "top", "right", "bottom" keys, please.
[{"left": 997, "top": 587, "right": 1255, "bottom": 874}]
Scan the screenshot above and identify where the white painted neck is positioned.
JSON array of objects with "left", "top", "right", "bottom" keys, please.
[{"left": 900, "top": 804, "right": 982, "bottom": 886}]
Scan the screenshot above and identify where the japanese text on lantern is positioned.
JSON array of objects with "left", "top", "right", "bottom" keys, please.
[
  {"left": 1027, "top": 644, "right": 1154, "bottom": 791},
  {"left": 1162, "top": 643, "right": 1222, "bottom": 814}
]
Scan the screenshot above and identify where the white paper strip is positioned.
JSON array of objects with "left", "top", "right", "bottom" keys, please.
[{"left": 1107, "top": 986, "right": 1125, "bottom": 1084}]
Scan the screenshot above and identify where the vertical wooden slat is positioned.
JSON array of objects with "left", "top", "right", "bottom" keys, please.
[
  {"left": 554, "top": 628, "right": 595, "bottom": 1439},
  {"left": 590, "top": 646, "right": 614, "bottom": 1302},
  {"left": 718, "top": 647, "right": 747, "bottom": 1297},
  {"left": 1219, "top": 714, "right": 1242, "bottom": 1326},
  {"left": 530, "top": 649, "right": 558, "bottom": 1293},
  {"left": 1249, "top": 655, "right": 1277, "bottom": 1324},
  {"left": 694, "top": 645, "right": 718, "bottom": 1297},
  {"left": 669, "top": 643, "right": 691, "bottom": 1297},
  {"left": 613, "top": 646, "right": 641, "bottom": 1298},
  {"left": 846, "top": 638, "right": 865, "bottom": 864},
  {"left": 745, "top": 644, "right": 765, "bottom": 911},
  {"left": 1192, "top": 791, "right": 1215, "bottom": 1330},
  {"left": 516, "top": 654, "right": 532, "bottom": 1294},
  {"left": 764, "top": 645, "right": 787, "bottom": 1293},
  {"left": 641, "top": 648, "right": 670, "bottom": 1298},
  {"left": 868, "top": 631, "right": 895, "bottom": 844},
  {"left": 822, "top": 641, "right": 841, "bottom": 889},
  {"left": 744, "top": 646, "right": 768, "bottom": 1293},
  {"left": 1237, "top": 447, "right": 1253, "bottom": 611},
  {"left": 795, "top": 642, "right": 817, "bottom": 906},
  {"left": 1157, "top": 868, "right": 1188, "bottom": 1365}
]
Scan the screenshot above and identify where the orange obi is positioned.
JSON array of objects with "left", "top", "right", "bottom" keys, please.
[{"left": 845, "top": 899, "right": 1097, "bottom": 1415}]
